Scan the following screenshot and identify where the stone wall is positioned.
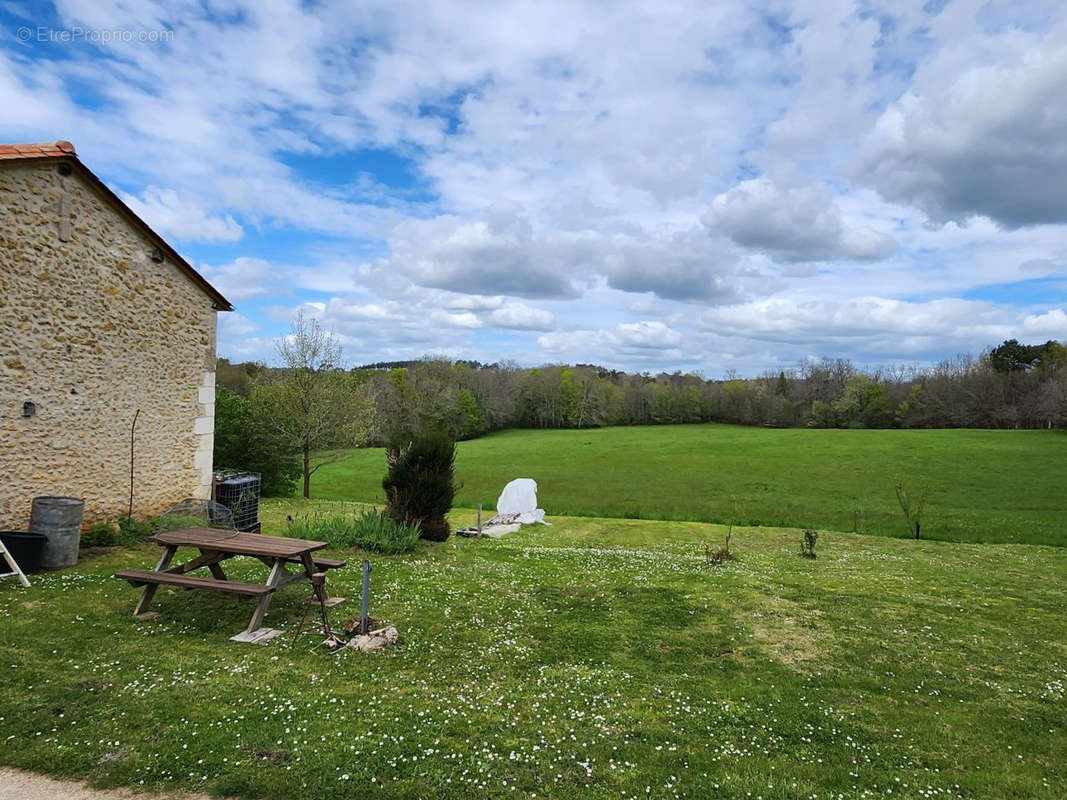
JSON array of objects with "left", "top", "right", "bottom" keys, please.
[{"left": 0, "top": 159, "right": 219, "bottom": 528}]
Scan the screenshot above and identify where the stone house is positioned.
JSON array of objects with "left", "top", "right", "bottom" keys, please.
[{"left": 0, "top": 141, "right": 233, "bottom": 528}]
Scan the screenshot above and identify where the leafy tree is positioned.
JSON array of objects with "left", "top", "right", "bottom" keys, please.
[
  {"left": 256, "top": 313, "right": 372, "bottom": 498},
  {"left": 770, "top": 395, "right": 796, "bottom": 427},
  {"left": 215, "top": 358, "right": 265, "bottom": 396},
  {"left": 455, "top": 389, "right": 485, "bottom": 439},
  {"left": 808, "top": 399, "right": 837, "bottom": 428},
  {"left": 775, "top": 371, "right": 790, "bottom": 398},
  {"left": 212, "top": 388, "right": 300, "bottom": 496},
  {"left": 833, "top": 375, "right": 895, "bottom": 428},
  {"left": 1035, "top": 341, "right": 1067, "bottom": 374},
  {"left": 989, "top": 339, "right": 1043, "bottom": 373}
]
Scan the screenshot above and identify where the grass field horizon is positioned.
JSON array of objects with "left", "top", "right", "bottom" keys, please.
[{"left": 306, "top": 425, "right": 1067, "bottom": 545}]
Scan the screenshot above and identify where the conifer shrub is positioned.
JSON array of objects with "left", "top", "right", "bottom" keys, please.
[{"left": 382, "top": 432, "right": 457, "bottom": 541}]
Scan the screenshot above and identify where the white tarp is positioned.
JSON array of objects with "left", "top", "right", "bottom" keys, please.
[{"left": 494, "top": 478, "right": 550, "bottom": 526}]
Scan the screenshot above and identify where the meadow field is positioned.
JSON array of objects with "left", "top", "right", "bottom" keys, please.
[
  {"left": 309, "top": 425, "right": 1067, "bottom": 545},
  {"left": 1, "top": 502, "right": 1064, "bottom": 799}
]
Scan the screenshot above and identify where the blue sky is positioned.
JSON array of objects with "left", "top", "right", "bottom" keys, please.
[{"left": 2, "top": 0, "right": 1065, "bottom": 374}]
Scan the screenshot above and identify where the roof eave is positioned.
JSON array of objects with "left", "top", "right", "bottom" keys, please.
[{"left": 2, "top": 151, "right": 234, "bottom": 312}]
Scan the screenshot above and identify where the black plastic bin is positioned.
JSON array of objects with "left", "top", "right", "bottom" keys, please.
[{"left": 0, "top": 531, "right": 47, "bottom": 574}]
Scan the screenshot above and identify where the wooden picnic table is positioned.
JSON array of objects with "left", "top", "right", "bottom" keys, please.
[{"left": 114, "top": 527, "right": 346, "bottom": 640}]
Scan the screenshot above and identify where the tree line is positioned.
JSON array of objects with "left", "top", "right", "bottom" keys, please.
[{"left": 215, "top": 329, "right": 1067, "bottom": 496}]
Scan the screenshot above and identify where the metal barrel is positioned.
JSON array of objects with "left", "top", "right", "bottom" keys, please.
[{"left": 28, "top": 496, "right": 84, "bottom": 569}]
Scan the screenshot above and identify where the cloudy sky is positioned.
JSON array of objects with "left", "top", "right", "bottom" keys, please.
[{"left": 3, "top": 0, "right": 1066, "bottom": 375}]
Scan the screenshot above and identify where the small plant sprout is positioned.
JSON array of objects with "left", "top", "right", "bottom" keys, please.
[
  {"left": 800, "top": 528, "right": 818, "bottom": 558},
  {"left": 704, "top": 503, "right": 738, "bottom": 565}
]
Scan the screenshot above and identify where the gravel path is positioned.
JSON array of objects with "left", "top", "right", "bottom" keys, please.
[{"left": 0, "top": 768, "right": 216, "bottom": 800}]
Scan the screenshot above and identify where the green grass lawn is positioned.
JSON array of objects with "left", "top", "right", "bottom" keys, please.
[
  {"left": 1, "top": 501, "right": 1064, "bottom": 798},
  {"left": 308, "top": 425, "right": 1067, "bottom": 545}
]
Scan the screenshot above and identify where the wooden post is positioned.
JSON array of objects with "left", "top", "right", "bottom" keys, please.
[
  {"left": 134, "top": 545, "right": 175, "bottom": 616},
  {"left": 477, "top": 504, "right": 482, "bottom": 536},
  {"left": 246, "top": 558, "right": 285, "bottom": 633},
  {"left": 360, "top": 560, "right": 371, "bottom": 635}
]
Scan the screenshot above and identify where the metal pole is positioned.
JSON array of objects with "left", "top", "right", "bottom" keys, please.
[
  {"left": 360, "top": 560, "right": 371, "bottom": 635},
  {"left": 477, "top": 504, "right": 482, "bottom": 535},
  {"left": 128, "top": 409, "right": 140, "bottom": 519}
]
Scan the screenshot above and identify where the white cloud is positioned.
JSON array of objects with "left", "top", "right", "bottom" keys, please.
[
  {"left": 539, "top": 321, "right": 684, "bottom": 360},
  {"left": 217, "top": 312, "right": 259, "bottom": 338},
  {"left": 366, "top": 210, "right": 759, "bottom": 304},
  {"left": 488, "top": 303, "right": 555, "bottom": 331},
  {"left": 706, "top": 177, "right": 897, "bottom": 262},
  {"left": 600, "top": 228, "right": 755, "bottom": 302},
  {"left": 698, "top": 296, "right": 1014, "bottom": 354},
  {"left": 1021, "top": 309, "right": 1067, "bottom": 338},
  {"left": 365, "top": 209, "right": 578, "bottom": 299},
  {"left": 441, "top": 293, "right": 505, "bottom": 311},
  {"left": 325, "top": 299, "right": 404, "bottom": 321},
  {"left": 429, "top": 310, "right": 483, "bottom": 329},
  {"left": 858, "top": 24, "right": 1067, "bottom": 228},
  {"left": 122, "top": 187, "right": 243, "bottom": 243},
  {"left": 199, "top": 257, "right": 281, "bottom": 301}
]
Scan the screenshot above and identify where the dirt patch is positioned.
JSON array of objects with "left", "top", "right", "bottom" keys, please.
[
  {"left": 241, "top": 743, "right": 291, "bottom": 766},
  {"left": 0, "top": 768, "right": 218, "bottom": 800},
  {"left": 748, "top": 597, "right": 827, "bottom": 668}
]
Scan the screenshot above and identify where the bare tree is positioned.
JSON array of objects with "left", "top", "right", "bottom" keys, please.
[
  {"left": 255, "top": 312, "right": 370, "bottom": 498},
  {"left": 893, "top": 478, "right": 931, "bottom": 540}
]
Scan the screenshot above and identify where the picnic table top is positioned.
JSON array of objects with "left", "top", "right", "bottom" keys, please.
[{"left": 153, "top": 527, "right": 328, "bottom": 559}]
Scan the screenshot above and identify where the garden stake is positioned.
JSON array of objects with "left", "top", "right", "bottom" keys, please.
[
  {"left": 128, "top": 409, "right": 140, "bottom": 519},
  {"left": 360, "top": 560, "right": 371, "bottom": 635}
]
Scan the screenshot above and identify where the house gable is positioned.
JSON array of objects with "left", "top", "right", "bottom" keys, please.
[{"left": 0, "top": 141, "right": 232, "bottom": 311}]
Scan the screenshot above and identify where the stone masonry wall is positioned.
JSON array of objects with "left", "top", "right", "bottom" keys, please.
[{"left": 0, "top": 160, "right": 219, "bottom": 529}]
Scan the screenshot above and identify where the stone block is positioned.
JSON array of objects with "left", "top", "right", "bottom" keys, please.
[{"left": 194, "top": 449, "right": 213, "bottom": 472}]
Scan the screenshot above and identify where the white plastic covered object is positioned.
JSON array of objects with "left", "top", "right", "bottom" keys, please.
[{"left": 494, "top": 478, "right": 551, "bottom": 526}]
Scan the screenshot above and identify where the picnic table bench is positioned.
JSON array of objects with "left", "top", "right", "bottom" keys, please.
[{"left": 114, "top": 527, "right": 346, "bottom": 642}]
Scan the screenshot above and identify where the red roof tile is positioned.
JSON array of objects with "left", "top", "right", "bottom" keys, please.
[{"left": 0, "top": 140, "right": 76, "bottom": 160}]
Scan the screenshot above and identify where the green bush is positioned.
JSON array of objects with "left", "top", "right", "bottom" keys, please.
[
  {"left": 214, "top": 387, "right": 301, "bottom": 496},
  {"left": 81, "top": 521, "right": 120, "bottom": 548},
  {"left": 382, "top": 433, "right": 457, "bottom": 541},
  {"left": 287, "top": 508, "right": 421, "bottom": 554},
  {"left": 350, "top": 509, "right": 421, "bottom": 553},
  {"left": 117, "top": 515, "right": 154, "bottom": 545}
]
